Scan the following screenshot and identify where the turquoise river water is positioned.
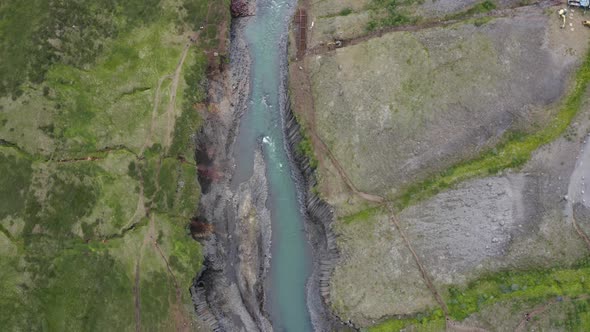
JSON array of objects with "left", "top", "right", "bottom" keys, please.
[{"left": 232, "top": 0, "right": 314, "bottom": 331}]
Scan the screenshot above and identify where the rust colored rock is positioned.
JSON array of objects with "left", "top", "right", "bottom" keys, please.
[
  {"left": 190, "top": 217, "right": 213, "bottom": 238},
  {"left": 231, "top": 0, "right": 255, "bottom": 17}
]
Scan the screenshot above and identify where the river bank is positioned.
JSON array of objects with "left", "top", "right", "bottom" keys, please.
[
  {"left": 282, "top": 100, "right": 351, "bottom": 332},
  {"left": 191, "top": 0, "right": 348, "bottom": 330},
  {"left": 191, "top": 13, "right": 273, "bottom": 331}
]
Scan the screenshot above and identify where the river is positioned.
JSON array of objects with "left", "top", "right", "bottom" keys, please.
[{"left": 231, "top": 0, "right": 314, "bottom": 331}]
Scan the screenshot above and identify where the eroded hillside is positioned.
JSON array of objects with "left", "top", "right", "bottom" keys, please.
[
  {"left": 290, "top": 0, "right": 590, "bottom": 330},
  {"left": 0, "top": 0, "right": 229, "bottom": 330}
]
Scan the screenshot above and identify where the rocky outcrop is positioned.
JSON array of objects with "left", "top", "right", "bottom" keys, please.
[
  {"left": 231, "top": 0, "right": 256, "bottom": 17},
  {"left": 283, "top": 105, "right": 350, "bottom": 331},
  {"left": 281, "top": 65, "right": 350, "bottom": 329}
]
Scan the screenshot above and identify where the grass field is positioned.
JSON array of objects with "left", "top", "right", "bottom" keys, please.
[{"left": 0, "top": 0, "right": 229, "bottom": 329}]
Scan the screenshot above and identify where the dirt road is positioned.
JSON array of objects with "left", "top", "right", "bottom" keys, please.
[{"left": 566, "top": 134, "right": 590, "bottom": 248}]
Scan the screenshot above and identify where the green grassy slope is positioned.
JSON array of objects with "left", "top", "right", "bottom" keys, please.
[
  {"left": 369, "top": 258, "right": 590, "bottom": 331},
  {"left": 0, "top": 0, "right": 229, "bottom": 330}
]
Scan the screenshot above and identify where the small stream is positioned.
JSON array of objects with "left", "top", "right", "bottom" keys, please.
[{"left": 231, "top": 0, "right": 314, "bottom": 330}]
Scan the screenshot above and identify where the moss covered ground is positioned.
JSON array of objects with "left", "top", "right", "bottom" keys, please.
[{"left": 0, "top": 0, "right": 229, "bottom": 330}]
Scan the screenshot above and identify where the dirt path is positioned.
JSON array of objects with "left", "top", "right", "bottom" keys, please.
[
  {"left": 142, "top": 155, "right": 190, "bottom": 330},
  {"left": 132, "top": 174, "right": 146, "bottom": 332},
  {"left": 133, "top": 211, "right": 154, "bottom": 332},
  {"left": 138, "top": 40, "right": 192, "bottom": 157},
  {"left": 133, "top": 217, "right": 152, "bottom": 332},
  {"left": 165, "top": 43, "right": 191, "bottom": 152},
  {"left": 125, "top": 186, "right": 145, "bottom": 230},
  {"left": 386, "top": 205, "right": 450, "bottom": 317},
  {"left": 141, "top": 41, "right": 193, "bottom": 157},
  {"left": 152, "top": 233, "right": 190, "bottom": 331},
  {"left": 286, "top": 67, "right": 450, "bottom": 319},
  {"left": 305, "top": 0, "right": 560, "bottom": 57},
  {"left": 514, "top": 295, "right": 590, "bottom": 331},
  {"left": 132, "top": 37, "right": 194, "bottom": 331},
  {"left": 447, "top": 321, "right": 490, "bottom": 332},
  {"left": 294, "top": 54, "right": 383, "bottom": 203},
  {"left": 134, "top": 260, "right": 142, "bottom": 332},
  {"left": 573, "top": 213, "right": 590, "bottom": 250},
  {"left": 137, "top": 49, "right": 191, "bottom": 328},
  {"left": 311, "top": 130, "right": 384, "bottom": 203},
  {"left": 141, "top": 75, "right": 172, "bottom": 156}
]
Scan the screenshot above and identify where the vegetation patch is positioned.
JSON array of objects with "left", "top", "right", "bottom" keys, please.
[
  {"left": 367, "top": 0, "right": 419, "bottom": 30},
  {"left": 1, "top": 19, "right": 190, "bottom": 157},
  {"left": 170, "top": 49, "right": 208, "bottom": 158},
  {"left": 559, "top": 298, "right": 590, "bottom": 330},
  {"left": 176, "top": 163, "right": 201, "bottom": 218},
  {"left": 397, "top": 47, "right": 590, "bottom": 209},
  {"left": 367, "top": 309, "right": 446, "bottom": 332},
  {"left": 182, "top": 0, "right": 230, "bottom": 48},
  {"left": 444, "top": 0, "right": 496, "bottom": 21},
  {"left": 0, "top": 148, "right": 33, "bottom": 219},
  {"left": 139, "top": 271, "right": 173, "bottom": 330},
  {"left": 130, "top": 151, "right": 198, "bottom": 219},
  {"left": 446, "top": 258, "right": 590, "bottom": 321},
  {"left": 341, "top": 206, "right": 384, "bottom": 224},
  {"left": 37, "top": 248, "right": 135, "bottom": 332},
  {"left": 0, "top": 0, "right": 160, "bottom": 98},
  {"left": 365, "top": 0, "right": 498, "bottom": 32},
  {"left": 339, "top": 8, "right": 354, "bottom": 16},
  {"left": 23, "top": 162, "right": 102, "bottom": 241},
  {"left": 163, "top": 213, "right": 203, "bottom": 287},
  {"left": 319, "top": 7, "right": 355, "bottom": 18},
  {"left": 290, "top": 105, "right": 320, "bottom": 170},
  {"left": 297, "top": 133, "right": 319, "bottom": 169},
  {"left": 367, "top": 258, "right": 590, "bottom": 330}
]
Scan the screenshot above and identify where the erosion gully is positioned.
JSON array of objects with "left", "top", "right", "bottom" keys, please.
[{"left": 232, "top": 0, "right": 312, "bottom": 330}]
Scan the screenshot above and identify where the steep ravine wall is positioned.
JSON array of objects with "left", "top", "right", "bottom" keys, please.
[
  {"left": 273, "top": 2, "right": 352, "bottom": 329},
  {"left": 190, "top": 15, "right": 274, "bottom": 331},
  {"left": 190, "top": 2, "right": 349, "bottom": 331},
  {"left": 282, "top": 3, "right": 355, "bottom": 330},
  {"left": 282, "top": 101, "right": 352, "bottom": 331}
]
